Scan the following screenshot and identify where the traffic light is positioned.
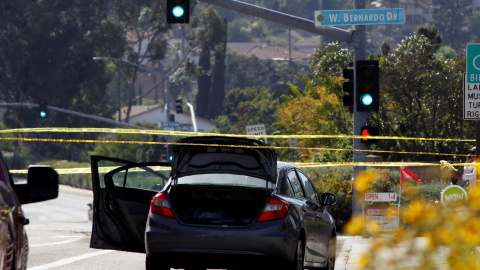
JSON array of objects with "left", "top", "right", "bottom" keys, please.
[
  {"left": 356, "top": 60, "right": 379, "bottom": 112},
  {"left": 39, "top": 102, "right": 47, "bottom": 118},
  {"left": 167, "top": 144, "right": 174, "bottom": 162},
  {"left": 360, "top": 126, "right": 379, "bottom": 144},
  {"left": 166, "top": 0, "right": 190, "bottom": 24},
  {"left": 342, "top": 64, "right": 354, "bottom": 113},
  {"left": 175, "top": 98, "right": 183, "bottom": 114}
]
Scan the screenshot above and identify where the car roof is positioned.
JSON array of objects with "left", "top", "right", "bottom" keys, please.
[{"left": 277, "top": 161, "right": 297, "bottom": 170}]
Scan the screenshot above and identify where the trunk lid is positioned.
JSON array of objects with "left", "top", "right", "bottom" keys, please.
[{"left": 171, "top": 136, "right": 277, "bottom": 185}]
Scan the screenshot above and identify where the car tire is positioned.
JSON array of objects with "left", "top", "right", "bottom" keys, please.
[
  {"left": 282, "top": 239, "right": 304, "bottom": 270},
  {"left": 321, "top": 236, "right": 336, "bottom": 270}
]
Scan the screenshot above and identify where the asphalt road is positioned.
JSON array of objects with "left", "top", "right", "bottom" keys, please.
[{"left": 22, "top": 185, "right": 350, "bottom": 270}]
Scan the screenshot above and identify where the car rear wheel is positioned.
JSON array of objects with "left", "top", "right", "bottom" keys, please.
[{"left": 282, "top": 239, "right": 304, "bottom": 270}]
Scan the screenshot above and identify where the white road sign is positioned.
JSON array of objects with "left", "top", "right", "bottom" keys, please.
[
  {"left": 365, "top": 193, "right": 397, "bottom": 202},
  {"left": 366, "top": 216, "right": 399, "bottom": 231},
  {"left": 246, "top": 124, "right": 267, "bottom": 144},
  {"left": 464, "top": 73, "right": 480, "bottom": 120}
]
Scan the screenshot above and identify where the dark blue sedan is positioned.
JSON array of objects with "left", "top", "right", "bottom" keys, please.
[{"left": 90, "top": 136, "right": 336, "bottom": 270}]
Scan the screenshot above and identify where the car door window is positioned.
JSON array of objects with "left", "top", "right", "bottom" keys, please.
[
  {"left": 287, "top": 170, "right": 305, "bottom": 198},
  {"left": 110, "top": 164, "right": 170, "bottom": 191},
  {"left": 297, "top": 171, "right": 320, "bottom": 205}
]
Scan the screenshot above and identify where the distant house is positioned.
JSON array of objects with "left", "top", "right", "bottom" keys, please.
[
  {"left": 227, "top": 42, "right": 310, "bottom": 60},
  {"left": 117, "top": 105, "right": 219, "bottom": 132}
]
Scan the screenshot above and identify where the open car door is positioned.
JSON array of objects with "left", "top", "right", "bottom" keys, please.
[{"left": 90, "top": 155, "right": 171, "bottom": 253}]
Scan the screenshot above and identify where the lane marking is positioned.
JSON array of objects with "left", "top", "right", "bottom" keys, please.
[
  {"left": 30, "top": 236, "right": 86, "bottom": 247},
  {"left": 28, "top": 250, "right": 114, "bottom": 270}
]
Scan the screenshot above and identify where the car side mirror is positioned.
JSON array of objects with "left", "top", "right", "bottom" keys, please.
[
  {"left": 14, "top": 165, "right": 59, "bottom": 204},
  {"left": 321, "top": 192, "right": 336, "bottom": 206}
]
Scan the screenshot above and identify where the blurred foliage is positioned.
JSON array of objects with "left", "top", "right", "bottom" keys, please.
[{"left": 344, "top": 168, "right": 480, "bottom": 270}]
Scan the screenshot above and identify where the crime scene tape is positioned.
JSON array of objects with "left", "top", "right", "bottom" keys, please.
[
  {"left": 0, "top": 127, "right": 475, "bottom": 142},
  {"left": 10, "top": 165, "right": 171, "bottom": 175},
  {"left": 8, "top": 162, "right": 459, "bottom": 175},
  {"left": 0, "top": 136, "right": 468, "bottom": 158},
  {"left": 2, "top": 127, "right": 473, "bottom": 174}
]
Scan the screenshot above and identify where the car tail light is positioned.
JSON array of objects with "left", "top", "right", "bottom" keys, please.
[
  {"left": 151, "top": 193, "right": 175, "bottom": 218},
  {"left": 257, "top": 197, "right": 289, "bottom": 222}
]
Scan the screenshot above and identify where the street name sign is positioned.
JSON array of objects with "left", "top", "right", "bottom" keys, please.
[
  {"left": 463, "top": 73, "right": 480, "bottom": 120},
  {"left": 159, "top": 121, "right": 180, "bottom": 128},
  {"left": 467, "top": 44, "right": 480, "bottom": 83},
  {"left": 314, "top": 8, "right": 405, "bottom": 27}
]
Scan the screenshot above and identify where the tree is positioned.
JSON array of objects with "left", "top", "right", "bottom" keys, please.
[
  {"left": 0, "top": 0, "right": 125, "bottom": 161},
  {"left": 467, "top": 9, "right": 480, "bottom": 43},
  {"left": 224, "top": 51, "right": 308, "bottom": 94},
  {"left": 431, "top": 0, "right": 472, "bottom": 52},
  {"left": 275, "top": 42, "right": 354, "bottom": 162},
  {"left": 213, "top": 86, "right": 280, "bottom": 136},
  {"left": 110, "top": 0, "right": 171, "bottom": 123},
  {"left": 372, "top": 34, "right": 473, "bottom": 161},
  {"left": 192, "top": 7, "right": 226, "bottom": 119},
  {"left": 418, "top": 26, "right": 443, "bottom": 52}
]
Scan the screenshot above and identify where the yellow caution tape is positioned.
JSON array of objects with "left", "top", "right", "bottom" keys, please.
[
  {"left": 10, "top": 165, "right": 171, "bottom": 175},
  {"left": 0, "top": 136, "right": 467, "bottom": 158},
  {"left": 0, "top": 127, "right": 474, "bottom": 142},
  {"left": 9, "top": 162, "right": 464, "bottom": 175}
]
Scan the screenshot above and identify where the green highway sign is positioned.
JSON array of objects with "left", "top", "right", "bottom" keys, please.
[{"left": 467, "top": 44, "right": 480, "bottom": 83}]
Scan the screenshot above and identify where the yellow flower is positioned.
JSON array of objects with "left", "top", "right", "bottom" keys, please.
[
  {"left": 344, "top": 215, "right": 364, "bottom": 236},
  {"left": 401, "top": 200, "right": 436, "bottom": 225},
  {"left": 356, "top": 254, "right": 371, "bottom": 270}
]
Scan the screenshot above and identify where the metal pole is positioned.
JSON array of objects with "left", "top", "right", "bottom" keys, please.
[
  {"left": 186, "top": 102, "right": 198, "bottom": 132},
  {"left": 0, "top": 103, "right": 146, "bottom": 130},
  {"left": 352, "top": 0, "right": 367, "bottom": 215},
  {"left": 199, "top": 0, "right": 353, "bottom": 44}
]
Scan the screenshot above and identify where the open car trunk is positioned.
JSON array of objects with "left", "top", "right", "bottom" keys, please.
[{"left": 169, "top": 185, "right": 272, "bottom": 226}]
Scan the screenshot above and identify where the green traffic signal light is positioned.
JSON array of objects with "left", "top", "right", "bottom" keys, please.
[
  {"left": 355, "top": 60, "right": 379, "bottom": 112},
  {"left": 172, "top": 6, "right": 185, "bottom": 17},
  {"left": 166, "top": 0, "right": 190, "bottom": 24},
  {"left": 360, "top": 93, "right": 373, "bottom": 106},
  {"left": 39, "top": 102, "right": 47, "bottom": 118}
]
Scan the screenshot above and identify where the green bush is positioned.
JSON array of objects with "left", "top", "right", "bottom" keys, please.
[{"left": 51, "top": 161, "right": 92, "bottom": 190}]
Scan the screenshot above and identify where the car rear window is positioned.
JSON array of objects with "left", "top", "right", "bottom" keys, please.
[{"left": 178, "top": 173, "right": 275, "bottom": 189}]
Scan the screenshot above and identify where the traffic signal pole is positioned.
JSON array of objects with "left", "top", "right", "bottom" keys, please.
[{"left": 352, "top": 0, "right": 367, "bottom": 215}]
